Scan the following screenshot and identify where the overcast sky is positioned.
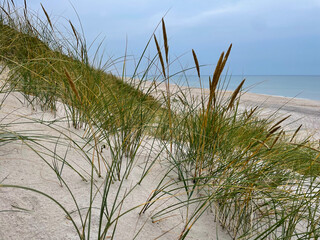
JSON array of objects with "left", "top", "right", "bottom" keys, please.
[{"left": 14, "top": 0, "right": 320, "bottom": 75}]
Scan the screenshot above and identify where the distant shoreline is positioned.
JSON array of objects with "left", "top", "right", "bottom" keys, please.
[
  {"left": 138, "top": 78, "right": 320, "bottom": 106},
  {"left": 136, "top": 79, "right": 320, "bottom": 140},
  {"left": 147, "top": 74, "right": 320, "bottom": 101}
]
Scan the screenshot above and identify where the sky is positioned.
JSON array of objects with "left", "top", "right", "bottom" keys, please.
[{"left": 13, "top": 0, "right": 320, "bottom": 75}]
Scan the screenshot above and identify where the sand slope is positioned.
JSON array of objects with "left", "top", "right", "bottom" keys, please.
[
  {"left": 1, "top": 74, "right": 319, "bottom": 239},
  {"left": 0, "top": 77, "right": 231, "bottom": 239}
]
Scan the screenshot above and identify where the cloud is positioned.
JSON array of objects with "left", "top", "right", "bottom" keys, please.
[
  {"left": 11, "top": 0, "right": 320, "bottom": 74},
  {"left": 166, "top": 0, "right": 320, "bottom": 28},
  {"left": 162, "top": 0, "right": 320, "bottom": 43},
  {"left": 167, "top": 4, "right": 241, "bottom": 28}
]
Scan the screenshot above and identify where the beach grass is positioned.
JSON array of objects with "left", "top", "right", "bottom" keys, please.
[{"left": 0, "top": 1, "right": 320, "bottom": 239}]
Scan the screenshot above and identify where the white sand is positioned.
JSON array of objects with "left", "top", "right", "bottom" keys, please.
[
  {"left": 1, "top": 73, "right": 319, "bottom": 239},
  {"left": 0, "top": 73, "right": 231, "bottom": 239}
]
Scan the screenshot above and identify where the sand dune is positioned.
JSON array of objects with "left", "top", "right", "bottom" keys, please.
[
  {"left": 1, "top": 74, "right": 319, "bottom": 239},
  {"left": 0, "top": 74, "right": 231, "bottom": 239}
]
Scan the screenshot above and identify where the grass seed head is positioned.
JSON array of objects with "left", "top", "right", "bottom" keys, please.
[
  {"left": 290, "top": 124, "right": 302, "bottom": 142},
  {"left": 162, "top": 18, "right": 169, "bottom": 64},
  {"left": 40, "top": 3, "right": 53, "bottom": 29},
  {"left": 64, "top": 69, "right": 81, "bottom": 103},
  {"left": 227, "top": 78, "right": 245, "bottom": 110},
  {"left": 154, "top": 34, "right": 166, "bottom": 79},
  {"left": 192, "top": 49, "right": 200, "bottom": 79}
]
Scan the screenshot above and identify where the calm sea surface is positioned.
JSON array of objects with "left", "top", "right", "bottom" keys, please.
[{"left": 168, "top": 75, "right": 320, "bottom": 101}]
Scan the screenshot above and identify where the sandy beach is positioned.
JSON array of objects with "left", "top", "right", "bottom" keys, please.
[
  {"left": 0, "top": 0, "right": 319, "bottom": 238},
  {"left": 1, "top": 73, "right": 319, "bottom": 239},
  {"left": 139, "top": 79, "right": 320, "bottom": 139}
]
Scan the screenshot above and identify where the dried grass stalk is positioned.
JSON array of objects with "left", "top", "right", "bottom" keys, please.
[
  {"left": 290, "top": 124, "right": 302, "bottom": 142},
  {"left": 64, "top": 69, "right": 81, "bottom": 102},
  {"left": 162, "top": 18, "right": 169, "bottom": 64},
  {"left": 192, "top": 49, "right": 200, "bottom": 79},
  {"left": 270, "top": 130, "right": 283, "bottom": 149},
  {"left": 227, "top": 78, "right": 245, "bottom": 110},
  {"left": 10, "top": 0, "right": 15, "bottom": 7},
  {"left": 40, "top": 4, "right": 53, "bottom": 29},
  {"left": 269, "top": 115, "right": 291, "bottom": 132},
  {"left": 69, "top": 21, "right": 79, "bottom": 48},
  {"left": 154, "top": 35, "right": 166, "bottom": 78},
  {"left": 266, "top": 126, "right": 281, "bottom": 139},
  {"left": 246, "top": 106, "right": 258, "bottom": 121},
  {"left": 220, "top": 44, "right": 232, "bottom": 74}
]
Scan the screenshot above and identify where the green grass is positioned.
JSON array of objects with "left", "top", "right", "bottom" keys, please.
[{"left": 0, "top": 1, "right": 320, "bottom": 239}]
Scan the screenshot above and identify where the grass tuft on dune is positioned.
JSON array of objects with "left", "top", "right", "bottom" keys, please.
[{"left": 0, "top": 1, "right": 320, "bottom": 239}]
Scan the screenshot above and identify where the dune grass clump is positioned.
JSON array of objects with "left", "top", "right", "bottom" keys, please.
[
  {"left": 0, "top": 1, "right": 162, "bottom": 123},
  {"left": 139, "top": 21, "right": 320, "bottom": 239},
  {"left": 0, "top": 1, "right": 320, "bottom": 239},
  {"left": 0, "top": 0, "right": 165, "bottom": 180}
]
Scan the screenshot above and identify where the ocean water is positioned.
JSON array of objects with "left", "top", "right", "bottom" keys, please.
[{"left": 168, "top": 75, "right": 320, "bottom": 101}]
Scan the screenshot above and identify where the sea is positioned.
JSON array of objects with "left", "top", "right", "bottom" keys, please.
[{"left": 167, "top": 75, "right": 320, "bottom": 101}]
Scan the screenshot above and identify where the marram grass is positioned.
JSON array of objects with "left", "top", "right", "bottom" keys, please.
[{"left": 0, "top": 0, "right": 320, "bottom": 239}]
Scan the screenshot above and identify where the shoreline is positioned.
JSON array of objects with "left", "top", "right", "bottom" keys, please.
[
  {"left": 1, "top": 73, "right": 319, "bottom": 239},
  {"left": 136, "top": 79, "right": 320, "bottom": 139},
  {"left": 138, "top": 78, "right": 320, "bottom": 109},
  {"left": 162, "top": 74, "right": 320, "bottom": 101}
]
